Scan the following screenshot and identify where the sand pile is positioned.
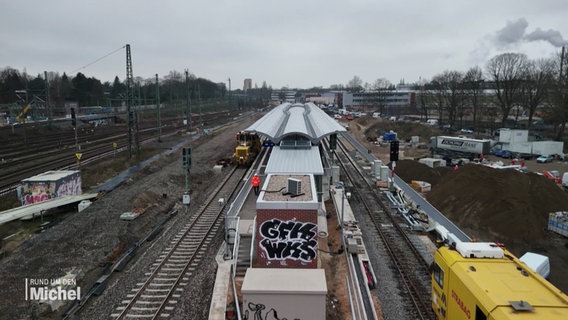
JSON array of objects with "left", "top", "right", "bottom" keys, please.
[{"left": 395, "top": 160, "right": 568, "bottom": 243}]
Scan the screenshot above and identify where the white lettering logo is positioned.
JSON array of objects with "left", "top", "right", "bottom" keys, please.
[{"left": 25, "top": 278, "right": 81, "bottom": 302}]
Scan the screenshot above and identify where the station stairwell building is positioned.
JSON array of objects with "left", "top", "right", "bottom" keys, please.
[{"left": 225, "top": 102, "right": 346, "bottom": 319}]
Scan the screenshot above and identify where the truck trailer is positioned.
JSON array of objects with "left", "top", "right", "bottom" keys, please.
[
  {"left": 532, "top": 140, "right": 564, "bottom": 156},
  {"left": 429, "top": 136, "right": 492, "bottom": 159}
]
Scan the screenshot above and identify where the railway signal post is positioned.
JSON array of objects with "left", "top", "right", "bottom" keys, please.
[
  {"left": 182, "top": 147, "right": 192, "bottom": 204},
  {"left": 389, "top": 140, "right": 399, "bottom": 191}
]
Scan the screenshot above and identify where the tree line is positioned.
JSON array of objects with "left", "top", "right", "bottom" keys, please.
[
  {"left": 341, "top": 51, "right": 568, "bottom": 139},
  {"left": 0, "top": 68, "right": 272, "bottom": 111},
  {"left": 417, "top": 52, "right": 568, "bottom": 139}
]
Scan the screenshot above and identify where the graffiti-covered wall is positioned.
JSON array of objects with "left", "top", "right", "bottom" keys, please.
[
  {"left": 20, "top": 172, "right": 82, "bottom": 205},
  {"left": 256, "top": 209, "right": 318, "bottom": 268}
]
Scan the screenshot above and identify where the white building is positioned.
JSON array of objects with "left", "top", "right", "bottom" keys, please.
[{"left": 342, "top": 90, "right": 415, "bottom": 111}]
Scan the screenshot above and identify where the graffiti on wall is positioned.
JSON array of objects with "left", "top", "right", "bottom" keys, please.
[
  {"left": 259, "top": 218, "right": 317, "bottom": 264},
  {"left": 244, "top": 302, "right": 295, "bottom": 320},
  {"left": 21, "top": 175, "right": 82, "bottom": 205}
]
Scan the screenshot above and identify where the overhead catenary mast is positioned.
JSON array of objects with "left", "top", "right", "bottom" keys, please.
[
  {"left": 156, "top": 74, "right": 161, "bottom": 142},
  {"left": 126, "top": 44, "right": 138, "bottom": 157},
  {"left": 185, "top": 69, "right": 192, "bottom": 133}
]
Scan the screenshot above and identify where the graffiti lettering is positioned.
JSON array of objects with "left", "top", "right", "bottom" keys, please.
[
  {"left": 21, "top": 174, "right": 83, "bottom": 205},
  {"left": 244, "top": 302, "right": 294, "bottom": 320},
  {"left": 259, "top": 219, "right": 317, "bottom": 263},
  {"left": 260, "top": 219, "right": 316, "bottom": 241}
]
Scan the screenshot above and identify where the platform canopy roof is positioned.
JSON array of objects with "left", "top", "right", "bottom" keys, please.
[{"left": 244, "top": 102, "right": 346, "bottom": 144}]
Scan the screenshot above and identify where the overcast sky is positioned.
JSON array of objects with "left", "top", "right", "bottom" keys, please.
[{"left": 2, "top": 1, "right": 567, "bottom": 89}]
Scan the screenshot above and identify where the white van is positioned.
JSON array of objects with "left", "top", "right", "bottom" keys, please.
[
  {"left": 426, "top": 119, "right": 438, "bottom": 126},
  {"left": 372, "top": 112, "right": 380, "bottom": 119}
]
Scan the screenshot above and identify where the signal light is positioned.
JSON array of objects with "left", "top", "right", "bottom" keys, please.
[
  {"left": 390, "top": 140, "right": 399, "bottom": 162},
  {"left": 183, "top": 147, "right": 192, "bottom": 168},
  {"left": 71, "top": 108, "right": 76, "bottom": 127},
  {"left": 329, "top": 134, "right": 337, "bottom": 150}
]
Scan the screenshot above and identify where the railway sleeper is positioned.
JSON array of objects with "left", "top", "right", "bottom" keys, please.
[
  {"left": 154, "top": 277, "right": 178, "bottom": 282},
  {"left": 140, "top": 294, "right": 167, "bottom": 299},
  {"left": 130, "top": 306, "right": 159, "bottom": 311},
  {"left": 148, "top": 282, "right": 173, "bottom": 287},
  {"left": 161, "top": 267, "right": 184, "bottom": 272},
  {"left": 164, "top": 262, "right": 189, "bottom": 267},
  {"left": 166, "top": 258, "right": 189, "bottom": 264},
  {"left": 133, "top": 300, "right": 161, "bottom": 305},
  {"left": 144, "top": 288, "right": 170, "bottom": 292}
]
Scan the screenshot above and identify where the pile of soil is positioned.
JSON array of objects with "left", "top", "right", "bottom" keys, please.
[
  {"left": 395, "top": 159, "right": 568, "bottom": 244},
  {"left": 361, "top": 118, "right": 441, "bottom": 142}
]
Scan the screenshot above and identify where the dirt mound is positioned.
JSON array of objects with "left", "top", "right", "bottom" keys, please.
[
  {"left": 362, "top": 120, "right": 440, "bottom": 142},
  {"left": 396, "top": 160, "right": 568, "bottom": 243},
  {"left": 132, "top": 190, "right": 162, "bottom": 208},
  {"left": 394, "top": 159, "right": 451, "bottom": 186}
]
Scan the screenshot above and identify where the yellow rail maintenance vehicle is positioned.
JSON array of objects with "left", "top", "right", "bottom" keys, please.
[
  {"left": 432, "top": 236, "right": 568, "bottom": 320},
  {"left": 232, "top": 131, "right": 261, "bottom": 166}
]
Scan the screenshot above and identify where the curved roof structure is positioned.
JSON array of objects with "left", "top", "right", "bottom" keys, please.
[{"left": 245, "top": 102, "right": 346, "bottom": 144}]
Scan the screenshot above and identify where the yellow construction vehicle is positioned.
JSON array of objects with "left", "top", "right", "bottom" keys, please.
[
  {"left": 232, "top": 131, "right": 261, "bottom": 166},
  {"left": 432, "top": 236, "right": 568, "bottom": 319},
  {"left": 15, "top": 103, "right": 33, "bottom": 122}
]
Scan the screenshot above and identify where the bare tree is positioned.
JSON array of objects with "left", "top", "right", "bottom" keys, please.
[
  {"left": 463, "top": 66, "right": 484, "bottom": 129},
  {"left": 486, "top": 53, "right": 529, "bottom": 125},
  {"left": 431, "top": 70, "right": 466, "bottom": 127},
  {"left": 346, "top": 76, "right": 363, "bottom": 92},
  {"left": 518, "top": 58, "right": 555, "bottom": 131},
  {"left": 427, "top": 76, "right": 446, "bottom": 125},
  {"left": 371, "top": 78, "right": 392, "bottom": 115},
  {"left": 549, "top": 48, "right": 568, "bottom": 140},
  {"left": 372, "top": 78, "right": 391, "bottom": 90}
]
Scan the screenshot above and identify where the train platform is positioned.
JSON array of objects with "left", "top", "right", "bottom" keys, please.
[
  {"left": 0, "top": 193, "right": 99, "bottom": 225},
  {"left": 209, "top": 243, "right": 233, "bottom": 320}
]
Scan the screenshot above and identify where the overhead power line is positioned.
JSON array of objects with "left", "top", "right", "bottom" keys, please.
[{"left": 69, "top": 45, "right": 126, "bottom": 75}]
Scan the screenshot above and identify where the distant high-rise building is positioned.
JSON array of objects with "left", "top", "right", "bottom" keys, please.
[{"left": 243, "top": 78, "right": 252, "bottom": 91}]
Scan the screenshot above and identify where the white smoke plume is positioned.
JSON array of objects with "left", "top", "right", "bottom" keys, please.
[{"left": 494, "top": 18, "right": 568, "bottom": 48}]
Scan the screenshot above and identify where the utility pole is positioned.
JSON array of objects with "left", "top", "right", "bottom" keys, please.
[
  {"left": 126, "top": 44, "right": 138, "bottom": 158},
  {"left": 561, "top": 46, "right": 565, "bottom": 80},
  {"left": 227, "top": 77, "right": 231, "bottom": 110},
  {"left": 44, "top": 71, "right": 52, "bottom": 126},
  {"left": 198, "top": 83, "right": 202, "bottom": 127},
  {"left": 185, "top": 69, "right": 192, "bottom": 133},
  {"left": 137, "top": 81, "right": 142, "bottom": 107},
  {"left": 156, "top": 74, "right": 161, "bottom": 142}
]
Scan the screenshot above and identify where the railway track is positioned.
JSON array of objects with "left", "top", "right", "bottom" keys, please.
[
  {"left": 0, "top": 111, "right": 237, "bottom": 197},
  {"left": 111, "top": 165, "right": 248, "bottom": 319},
  {"left": 0, "top": 127, "right": 173, "bottom": 197},
  {"left": 334, "top": 136, "right": 436, "bottom": 320}
]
